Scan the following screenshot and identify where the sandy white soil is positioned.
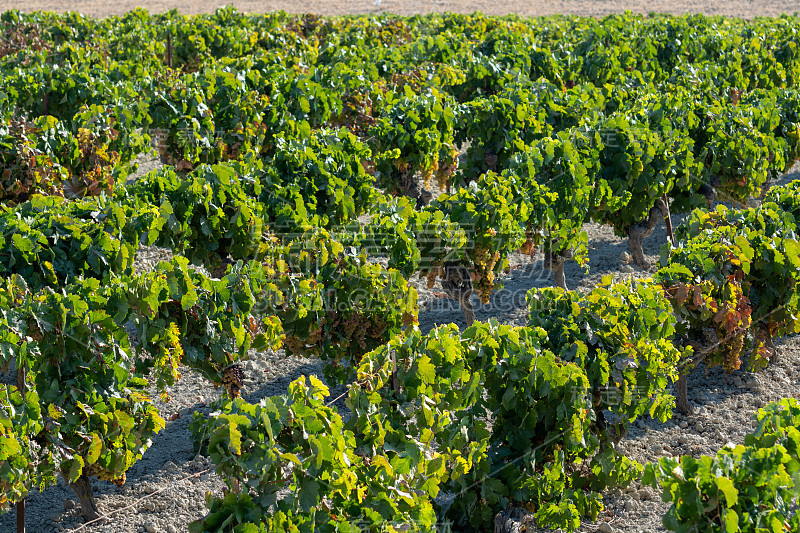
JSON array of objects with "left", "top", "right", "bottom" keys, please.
[{"left": 2, "top": 0, "right": 799, "bottom": 19}]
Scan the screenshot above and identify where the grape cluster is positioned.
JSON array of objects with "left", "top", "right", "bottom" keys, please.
[
  {"left": 473, "top": 244, "right": 500, "bottom": 304},
  {"left": 519, "top": 231, "right": 534, "bottom": 256},
  {"left": 284, "top": 325, "right": 323, "bottom": 356},
  {"left": 222, "top": 363, "right": 245, "bottom": 399},
  {"left": 88, "top": 466, "right": 126, "bottom": 487},
  {"left": 425, "top": 265, "right": 444, "bottom": 289},
  {"left": 724, "top": 333, "right": 744, "bottom": 372}
]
